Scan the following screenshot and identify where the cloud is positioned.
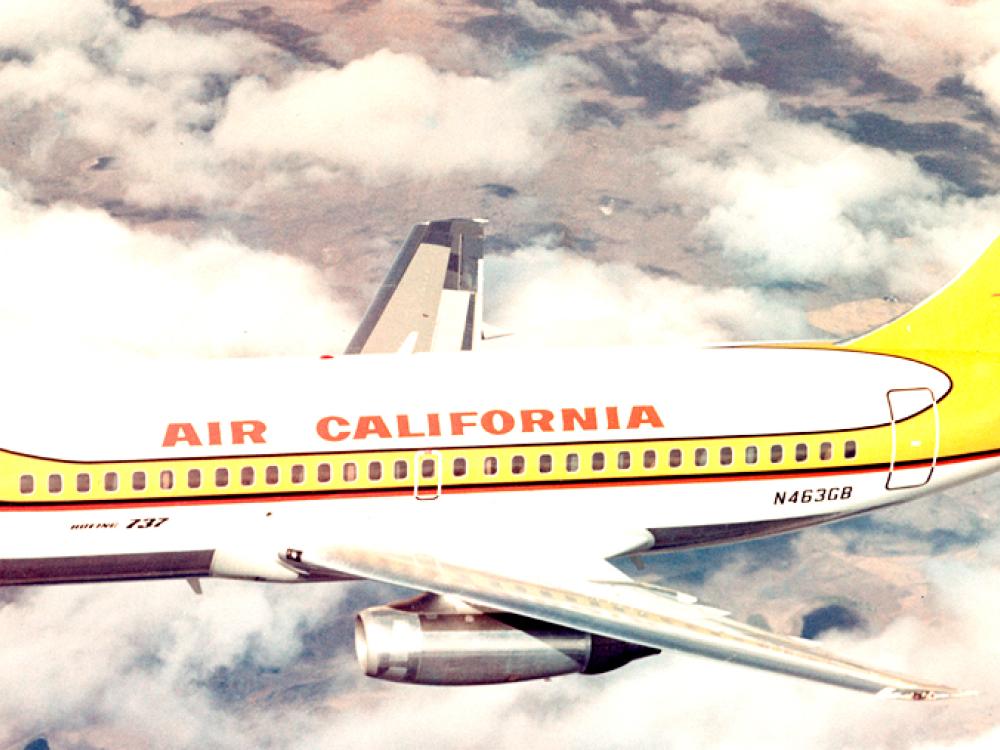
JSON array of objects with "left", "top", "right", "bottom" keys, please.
[
  {"left": 0, "top": 578, "right": 351, "bottom": 749},
  {"left": 680, "top": 0, "right": 1000, "bottom": 83},
  {"left": 0, "top": 0, "right": 272, "bottom": 207},
  {"left": 213, "top": 49, "right": 577, "bottom": 181},
  {"left": 634, "top": 12, "right": 748, "bottom": 76},
  {"left": 965, "top": 52, "right": 1000, "bottom": 115},
  {"left": 485, "top": 244, "right": 810, "bottom": 348},
  {"left": 509, "top": 0, "right": 617, "bottom": 37},
  {"left": 795, "top": 0, "right": 1000, "bottom": 81},
  {"left": 0, "top": 179, "right": 353, "bottom": 358},
  {"left": 654, "top": 84, "right": 1000, "bottom": 298},
  {"left": 0, "top": 2, "right": 576, "bottom": 209}
]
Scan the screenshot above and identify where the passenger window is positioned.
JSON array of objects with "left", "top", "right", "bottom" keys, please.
[
  {"left": 132, "top": 471, "right": 146, "bottom": 491},
  {"left": 317, "top": 463, "right": 332, "bottom": 482},
  {"left": 77, "top": 473, "right": 91, "bottom": 493},
  {"left": 159, "top": 470, "right": 173, "bottom": 490},
  {"left": 745, "top": 446, "right": 758, "bottom": 465},
  {"left": 539, "top": 454, "right": 553, "bottom": 473},
  {"left": 566, "top": 453, "right": 580, "bottom": 472},
  {"left": 795, "top": 443, "right": 808, "bottom": 462},
  {"left": 617, "top": 451, "right": 631, "bottom": 470},
  {"left": 484, "top": 457, "right": 498, "bottom": 476},
  {"left": 188, "top": 469, "right": 201, "bottom": 489},
  {"left": 343, "top": 463, "right": 357, "bottom": 482},
  {"left": 394, "top": 460, "right": 408, "bottom": 480},
  {"left": 770, "top": 445, "right": 783, "bottom": 464},
  {"left": 845, "top": 440, "right": 857, "bottom": 459},
  {"left": 241, "top": 467, "right": 254, "bottom": 487},
  {"left": 720, "top": 447, "right": 733, "bottom": 466},
  {"left": 291, "top": 464, "right": 305, "bottom": 484},
  {"left": 19, "top": 474, "right": 33, "bottom": 494},
  {"left": 592, "top": 452, "right": 605, "bottom": 471},
  {"left": 265, "top": 465, "right": 279, "bottom": 485},
  {"left": 512, "top": 455, "right": 525, "bottom": 475},
  {"left": 49, "top": 474, "right": 62, "bottom": 493},
  {"left": 368, "top": 461, "right": 382, "bottom": 481},
  {"left": 453, "top": 457, "right": 467, "bottom": 477},
  {"left": 820, "top": 442, "right": 833, "bottom": 461},
  {"left": 105, "top": 472, "right": 119, "bottom": 492},
  {"left": 643, "top": 450, "right": 656, "bottom": 469},
  {"left": 421, "top": 458, "right": 436, "bottom": 478},
  {"left": 669, "top": 449, "right": 682, "bottom": 468},
  {"left": 694, "top": 448, "right": 708, "bottom": 467},
  {"left": 215, "top": 467, "right": 229, "bottom": 488}
]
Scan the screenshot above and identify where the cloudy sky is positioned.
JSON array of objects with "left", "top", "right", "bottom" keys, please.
[{"left": 1, "top": 1, "right": 1000, "bottom": 747}]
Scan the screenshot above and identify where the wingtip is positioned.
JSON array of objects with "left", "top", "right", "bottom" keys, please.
[{"left": 877, "top": 686, "right": 977, "bottom": 702}]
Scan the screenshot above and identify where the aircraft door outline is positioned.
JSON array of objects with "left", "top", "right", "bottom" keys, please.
[
  {"left": 414, "top": 449, "right": 443, "bottom": 500},
  {"left": 886, "top": 388, "right": 938, "bottom": 490}
]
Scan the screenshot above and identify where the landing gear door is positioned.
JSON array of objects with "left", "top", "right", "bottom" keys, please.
[
  {"left": 887, "top": 388, "right": 938, "bottom": 490},
  {"left": 414, "top": 449, "right": 443, "bottom": 500}
]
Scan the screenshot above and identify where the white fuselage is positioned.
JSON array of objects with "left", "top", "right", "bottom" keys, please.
[{"left": 0, "top": 345, "right": 991, "bottom": 585}]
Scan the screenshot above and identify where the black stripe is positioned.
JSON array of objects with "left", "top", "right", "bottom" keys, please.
[
  {"left": 648, "top": 513, "right": 849, "bottom": 550},
  {"left": 0, "top": 550, "right": 214, "bottom": 585}
]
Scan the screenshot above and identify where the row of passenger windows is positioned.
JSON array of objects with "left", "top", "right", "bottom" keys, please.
[{"left": 17, "top": 441, "right": 858, "bottom": 495}]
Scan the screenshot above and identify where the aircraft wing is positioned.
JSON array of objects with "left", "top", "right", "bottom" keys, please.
[
  {"left": 345, "top": 219, "right": 486, "bottom": 354},
  {"left": 293, "top": 524, "right": 964, "bottom": 700}
]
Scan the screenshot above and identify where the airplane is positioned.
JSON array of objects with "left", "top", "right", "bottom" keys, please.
[{"left": 1, "top": 217, "right": 996, "bottom": 701}]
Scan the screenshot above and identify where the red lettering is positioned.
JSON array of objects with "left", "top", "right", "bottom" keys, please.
[
  {"left": 627, "top": 405, "right": 664, "bottom": 430},
  {"left": 397, "top": 415, "right": 426, "bottom": 438},
  {"left": 606, "top": 406, "right": 621, "bottom": 430},
  {"left": 316, "top": 416, "right": 351, "bottom": 442},
  {"left": 450, "top": 412, "right": 478, "bottom": 436},
  {"left": 427, "top": 413, "right": 442, "bottom": 436},
  {"left": 207, "top": 421, "right": 222, "bottom": 446},
  {"left": 162, "top": 423, "right": 201, "bottom": 448},
  {"left": 561, "top": 407, "right": 597, "bottom": 431},
  {"left": 355, "top": 416, "right": 392, "bottom": 439},
  {"left": 521, "top": 409, "right": 554, "bottom": 432},
  {"left": 482, "top": 409, "right": 516, "bottom": 435},
  {"left": 231, "top": 420, "right": 267, "bottom": 444}
]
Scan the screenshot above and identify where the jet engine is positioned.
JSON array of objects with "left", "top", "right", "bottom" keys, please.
[{"left": 354, "top": 593, "right": 658, "bottom": 685}]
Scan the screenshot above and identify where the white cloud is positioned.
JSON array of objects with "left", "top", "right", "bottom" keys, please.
[
  {"left": 214, "top": 49, "right": 576, "bottom": 181},
  {"left": 511, "top": 0, "right": 617, "bottom": 37},
  {"left": 795, "top": 0, "right": 1000, "bottom": 81},
  {"left": 0, "top": 4, "right": 271, "bottom": 206},
  {"left": 965, "top": 51, "right": 1000, "bottom": 114},
  {"left": 654, "top": 84, "right": 1000, "bottom": 298},
  {"left": 485, "top": 244, "right": 809, "bottom": 348},
  {"left": 635, "top": 12, "right": 748, "bottom": 76},
  {"left": 0, "top": 181, "right": 353, "bottom": 358},
  {"left": 0, "top": 3, "right": 576, "bottom": 207},
  {"left": 679, "top": 0, "right": 1000, "bottom": 84},
  {"left": 0, "top": 578, "right": 349, "bottom": 749}
]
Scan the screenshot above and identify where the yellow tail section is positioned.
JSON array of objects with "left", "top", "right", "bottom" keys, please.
[{"left": 847, "top": 235, "right": 1000, "bottom": 355}]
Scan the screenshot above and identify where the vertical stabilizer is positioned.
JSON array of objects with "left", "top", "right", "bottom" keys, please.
[
  {"left": 846, "top": 235, "right": 1000, "bottom": 355},
  {"left": 345, "top": 219, "right": 486, "bottom": 354}
]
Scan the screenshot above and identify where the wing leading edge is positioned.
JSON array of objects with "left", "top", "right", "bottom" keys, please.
[{"left": 294, "top": 529, "right": 965, "bottom": 700}]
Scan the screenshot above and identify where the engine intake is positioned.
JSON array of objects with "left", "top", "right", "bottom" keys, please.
[{"left": 355, "top": 594, "right": 658, "bottom": 685}]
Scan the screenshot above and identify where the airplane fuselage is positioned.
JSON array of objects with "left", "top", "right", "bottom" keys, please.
[{"left": 2, "top": 343, "right": 994, "bottom": 586}]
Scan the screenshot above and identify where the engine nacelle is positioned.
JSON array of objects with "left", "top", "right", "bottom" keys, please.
[{"left": 355, "top": 593, "right": 658, "bottom": 685}]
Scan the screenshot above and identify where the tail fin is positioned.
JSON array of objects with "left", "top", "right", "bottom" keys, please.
[
  {"left": 345, "top": 219, "right": 486, "bottom": 355},
  {"left": 846, "top": 235, "right": 1000, "bottom": 354}
]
